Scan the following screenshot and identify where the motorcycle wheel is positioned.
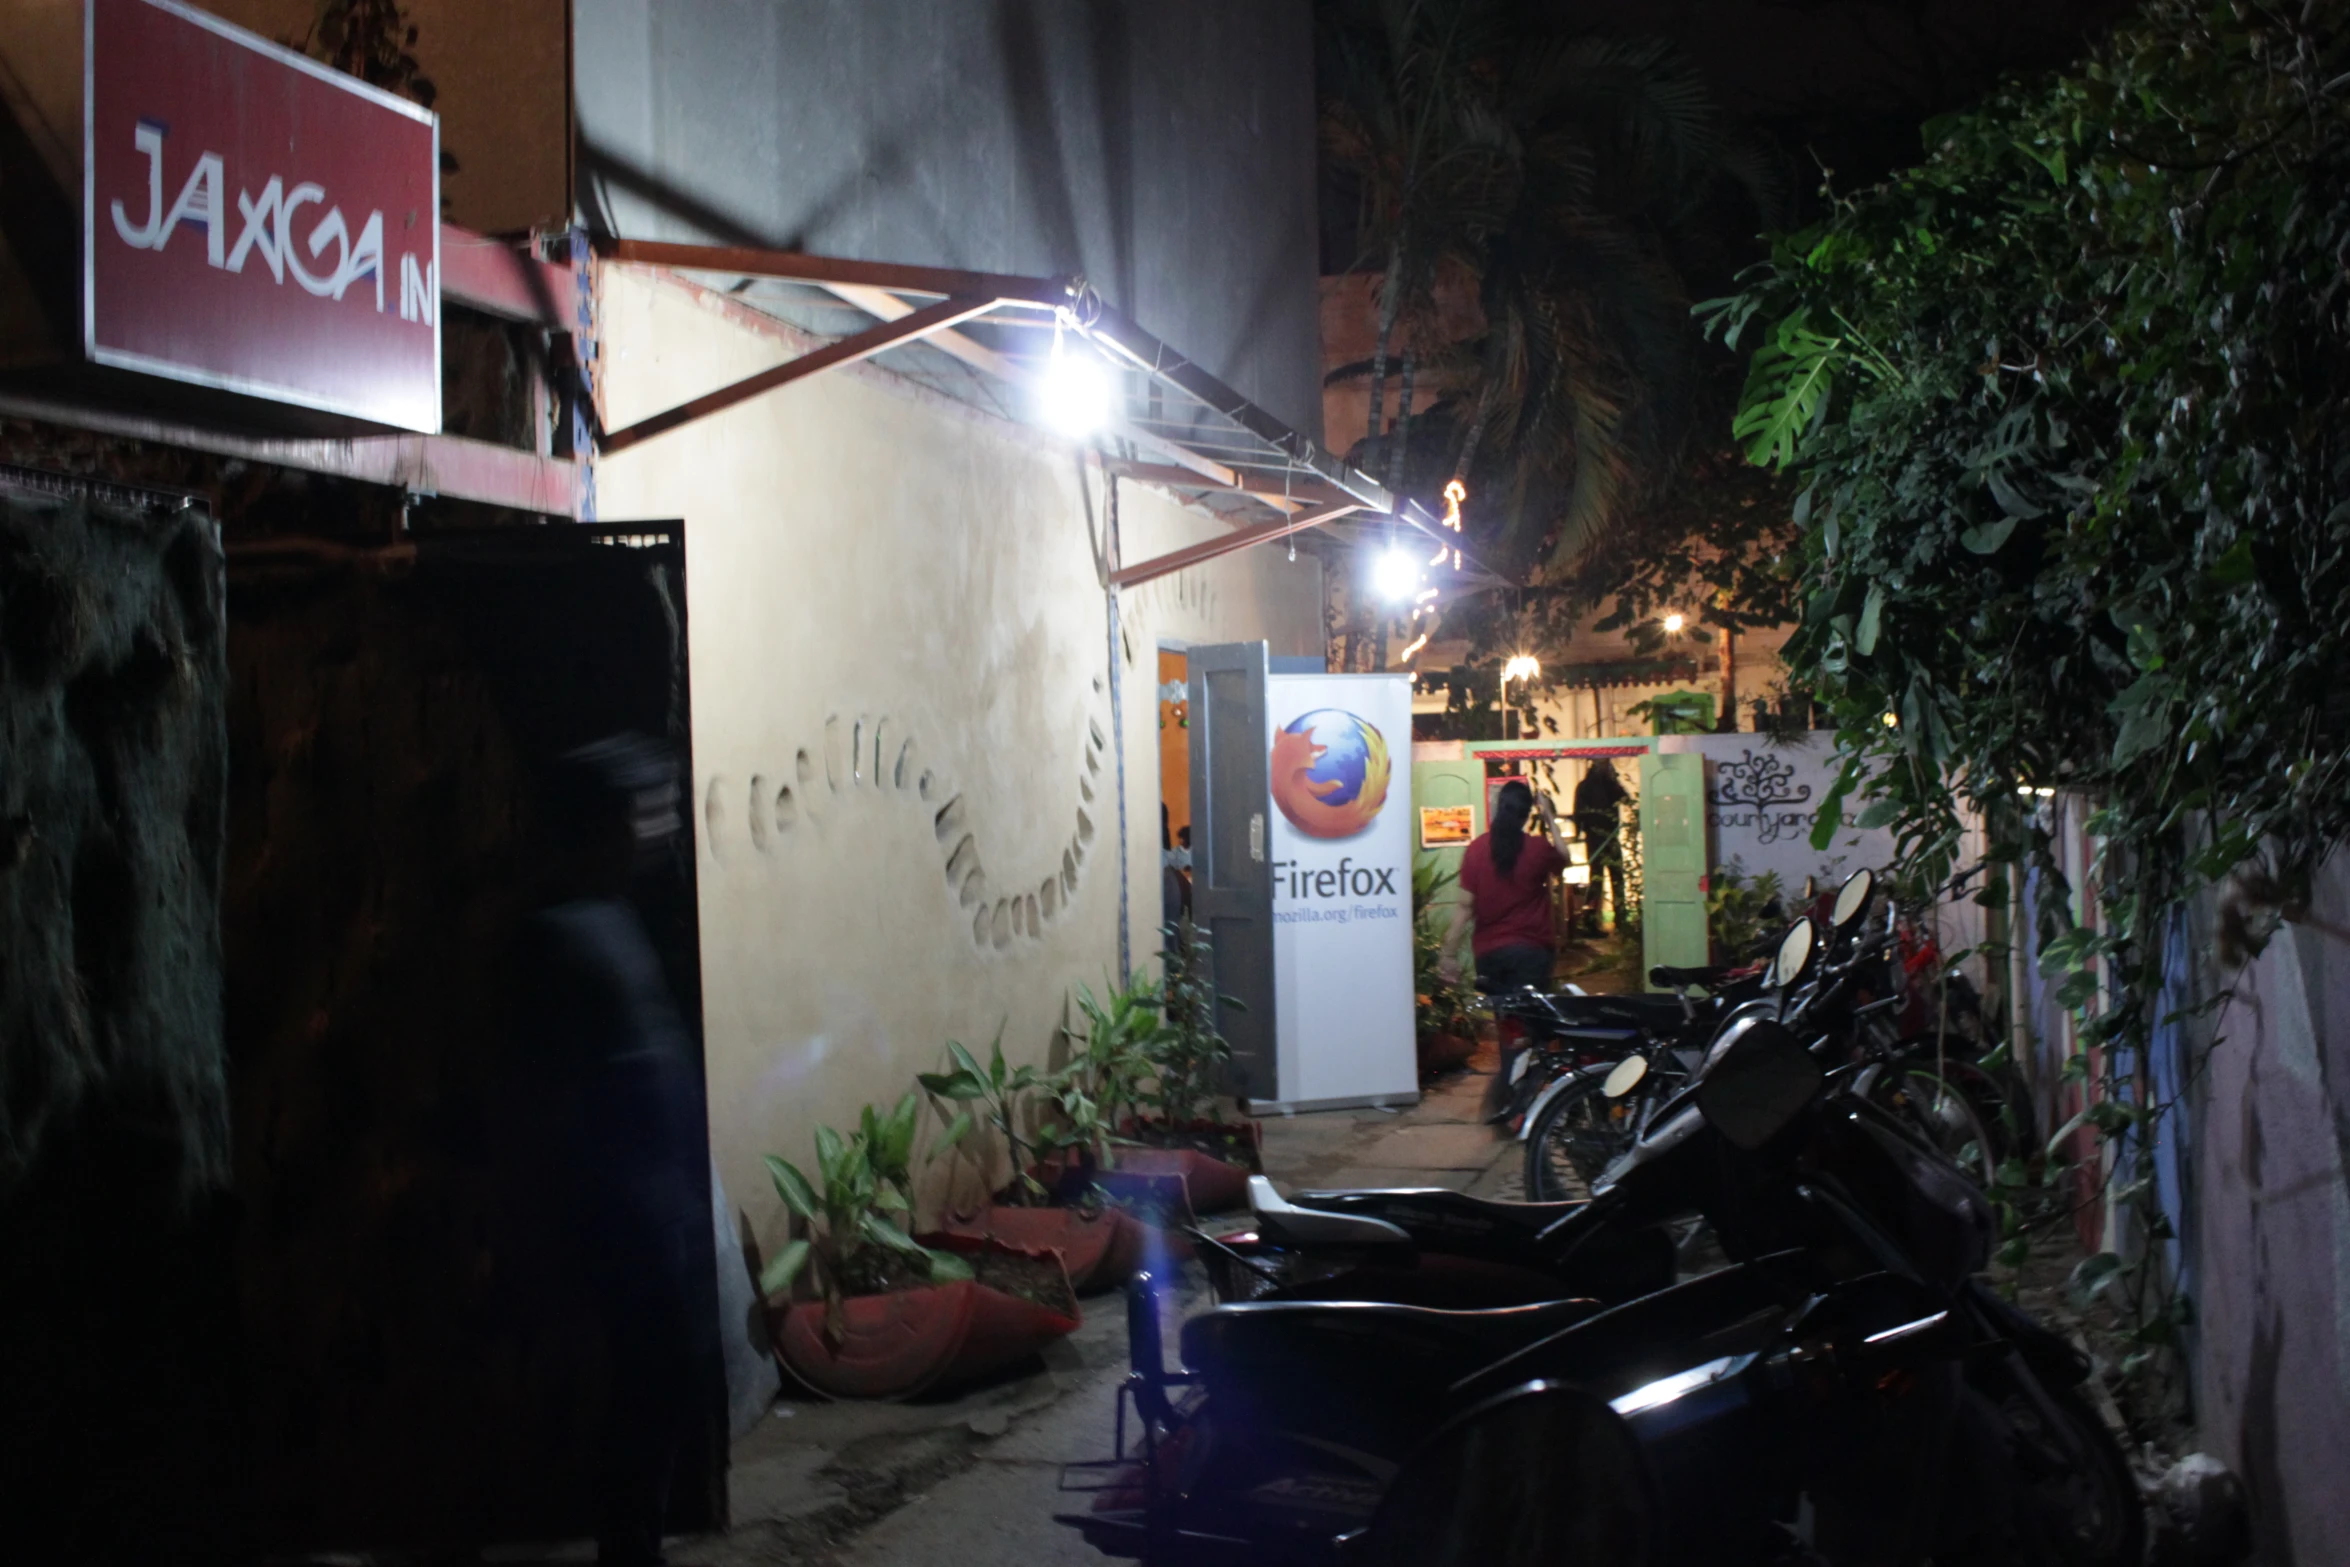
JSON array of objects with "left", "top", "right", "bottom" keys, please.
[
  {"left": 1524, "top": 1072, "right": 1634, "bottom": 1202},
  {"left": 1998, "top": 1378, "right": 2146, "bottom": 1566},
  {"left": 1879, "top": 1067, "right": 1997, "bottom": 1188},
  {"left": 1944, "top": 1057, "right": 2031, "bottom": 1163}
]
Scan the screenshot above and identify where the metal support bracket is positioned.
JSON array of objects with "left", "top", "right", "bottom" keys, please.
[
  {"left": 597, "top": 293, "right": 997, "bottom": 454},
  {"left": 1110, "top": 503, "right": 1358, "bottom": 589}
]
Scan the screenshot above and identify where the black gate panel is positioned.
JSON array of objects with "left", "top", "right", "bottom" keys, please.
[{"left": 223, "top": 524, "right": 722, "bottom": 1551}]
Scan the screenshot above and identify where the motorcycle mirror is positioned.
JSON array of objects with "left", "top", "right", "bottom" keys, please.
[
  {"left": 1766, "top": 919, "right": 1815, "bottom": 988},
  {"left": 1695, "top": 1020, "right": 1823, "bottom": 1151},
  {"left": 1368, "top": 1383, "right": 1656, "bottom": 1567},
  {"left": 1603, "top": 1055, "right": 1648, "bottom": 1099},
  {"left": 1831, "top": 866, "right": 1876, "bottom": 931}
]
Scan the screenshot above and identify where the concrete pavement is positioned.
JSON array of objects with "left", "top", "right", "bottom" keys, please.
[{"left": 644, "top": 1053, "right": 1521, "bottom": 1566}]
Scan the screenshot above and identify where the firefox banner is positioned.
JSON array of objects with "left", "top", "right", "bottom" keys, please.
[{"left": 1262, "top": 673, "right": 1419, "bottom": 1111}]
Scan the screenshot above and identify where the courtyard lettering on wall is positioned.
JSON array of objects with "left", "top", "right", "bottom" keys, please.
[{"left": 1706, "top": 747, "right": 1814, "bottom": 847}]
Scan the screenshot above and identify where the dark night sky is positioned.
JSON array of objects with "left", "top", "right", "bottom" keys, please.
[{"left": 1551, "top": 0, "right": 2142, "bottom": 184}]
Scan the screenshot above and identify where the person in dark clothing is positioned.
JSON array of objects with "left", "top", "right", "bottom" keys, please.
[
  {"left": 1441, "top": 780, "right": 1574, "bottom": 1119},
  {"left": 1160, "top": 804, "right": 1191, "bottom": 929},
  {"left": 1572, "top": 758, "right": 1631, "bottom": 935},
  {"left": 513, "top": 735, "right": 705, "bottom": 1567}
]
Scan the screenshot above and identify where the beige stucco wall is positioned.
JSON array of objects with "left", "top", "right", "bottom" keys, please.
[{"left": 592, "top": 265, "right": 1322, "bottom": 1248}]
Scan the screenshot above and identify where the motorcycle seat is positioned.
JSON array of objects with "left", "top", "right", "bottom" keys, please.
[
  {"left": 1551, "top": 991, "right": 1692, "bottom": 1032},
  {"left": 1286, "top": 1186, "right": 1583, "bottom": 1246},
  {"left": 1650, "top": 964, "right": 1732, "bottom": 990},
  {"left": 1181, "top": 1294, "right": 1605, "bottom": 1383}
]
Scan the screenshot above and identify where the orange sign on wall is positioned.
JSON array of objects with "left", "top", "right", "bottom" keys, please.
[{"left": 1417, "top": 805, "right": 1473, "bottom": 847}]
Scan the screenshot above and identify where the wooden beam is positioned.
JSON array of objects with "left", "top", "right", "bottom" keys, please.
[
  {"left": 439, "top": 223, "right": 575, "bottom": 325},
  {"left": 1111, "top": 505, "right": 1357, "bottom": 589},
  {"left": 0, "top": 391, "right": 582, "bottom": 515},
  {"left": 599, "top": 295, "right": 996, "bottom": 454},
  {"left": 818, "top": 282, "right": 1023, "bottom": 377},
  {"left": 598, "top": 238, "right": 1070, "bottom": 309}
]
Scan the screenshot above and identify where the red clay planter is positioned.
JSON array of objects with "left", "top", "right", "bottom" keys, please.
[
  {"left": 1035, "top": 1121, "right": 1261, "bottom": 1218},
  {"left": 1418, "top": 1030, "right": 1477, "bottom": 1075},
  {"left": 931, "top": 1205, "right": 1147, "bottom": 1294},
  {"left": 1111, "top": 1147, "right": 1250, "bottom": 1215},
  {"left": 768, "top": 1237, "right": 1079, "bottom": 1400}
]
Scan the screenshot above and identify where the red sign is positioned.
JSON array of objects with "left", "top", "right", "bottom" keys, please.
[{"left": 84, "top": 0, "right": 440, "bottom": 431}]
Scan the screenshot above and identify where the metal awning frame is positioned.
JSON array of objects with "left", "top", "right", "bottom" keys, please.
[{"left": 591, "top": 238, "right": 1486, "bottom": 589}]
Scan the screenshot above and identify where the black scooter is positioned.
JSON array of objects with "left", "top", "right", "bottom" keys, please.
[
  {"left": 1058, "top": 906, "right": 2140, "bottom": 1566},
  {"left": 1195, "top": 872, "right": 1885, "bottom": 1309}
]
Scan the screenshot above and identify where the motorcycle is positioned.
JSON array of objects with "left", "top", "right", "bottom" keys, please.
[
  {"left": 1059, "top": 896, "right": 2141, "bottom": 1566},
  {"left": 1195, "top": 873, "right": 1880, "bottom": 1309},
  {"left": 1517, "top": 869, "right": 1879, "bottom": 1205}
]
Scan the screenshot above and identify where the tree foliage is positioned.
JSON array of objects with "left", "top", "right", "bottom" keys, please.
[
  {"left": 1320, "top": 1, "right": 1783, "bottom": 574},
  {"left": 1712, "top": 0, "right": 2350, "bottom": 1383}
]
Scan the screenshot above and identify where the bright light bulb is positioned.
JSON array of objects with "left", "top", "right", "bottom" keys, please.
[
  {"left": 1040, "top": 340, "right": 1110, "bottom": 437},
  {"left": 1501, "top": 654, "right": 1540, "bottom": 684},
  {"left": 1662, "top": 612, "right": 1686, "bottom": 634},
  {"left": 1373, "top": 548, "right": 1421, "bottom": 602}
]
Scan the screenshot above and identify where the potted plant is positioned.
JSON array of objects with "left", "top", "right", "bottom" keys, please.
[
  {"left": 1106, "top": 920, "right": 1259, "bottom": 1213},
  {"left": 760, "top": 1092, "right": 1079, "bottom": 1398},
  {"left": 919, "top": 1034, "right": 1146, "bottom": 1292},
  {"left": 1413, "top": 860, "right": 1478, "bottom": 1074}
]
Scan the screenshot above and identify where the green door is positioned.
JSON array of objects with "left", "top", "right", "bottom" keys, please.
[
  {"left": 1638, "top": 752, "right": 1709, "bottom": 989},
  {"left": 1410, "top": 759, "right": 1484, "bottom": 915}
]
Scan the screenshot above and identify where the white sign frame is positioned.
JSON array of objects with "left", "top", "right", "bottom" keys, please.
[{"left": 1261, "top": 673, "right": 1418, "bottom": 1112}]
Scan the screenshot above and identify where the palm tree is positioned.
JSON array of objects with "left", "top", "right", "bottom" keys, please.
[
  {"left": 1318, "top": 0, "right": 1510, "bottom": 487},
  {"left": 1322, "top": 11, "right": 1784, "bottom": 577}
]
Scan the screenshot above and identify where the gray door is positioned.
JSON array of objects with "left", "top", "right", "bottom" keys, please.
[{"left": 1187, "top": 642, "right": 1277, "bottom": 1101}]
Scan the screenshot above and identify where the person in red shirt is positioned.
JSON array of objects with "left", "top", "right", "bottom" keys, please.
[
  {"left": 1441, "top": 780, "right": 1573, "bottom": 1117},
  {"left": 1441, "top": 779, "right": 1573, "bottom": 994}
]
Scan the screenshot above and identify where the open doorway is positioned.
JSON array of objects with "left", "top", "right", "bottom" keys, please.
[{"left": 1157, "top": 647, "right": 1192, "bottom": 940}]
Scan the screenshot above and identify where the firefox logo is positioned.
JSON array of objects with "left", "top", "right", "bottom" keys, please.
[{"left": 1270, "top": 708, "right": 1392, "bottom": 839}]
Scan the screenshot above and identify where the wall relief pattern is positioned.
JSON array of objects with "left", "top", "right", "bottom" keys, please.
[{"left": 700, "top": 678, "right": 1108, "bottom": 953}]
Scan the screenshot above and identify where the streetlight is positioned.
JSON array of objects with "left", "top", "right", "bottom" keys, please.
[
  {"left": 1499, "top": 653, "right": 1539, "bottom": 740},
  {"left": 1373, "top": 547, "right": 1423, "bottom": 603},
  {"left": 1662, "top": 612, "right": 1686, "bottom": 634},
  {"left": 1040, "top": 326, "right": 1110, "bottom": 437}
]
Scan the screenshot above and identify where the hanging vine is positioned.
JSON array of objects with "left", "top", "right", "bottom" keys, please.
[{"left": 1708, "top": 0, "right": 2350, "bottom": 1411}]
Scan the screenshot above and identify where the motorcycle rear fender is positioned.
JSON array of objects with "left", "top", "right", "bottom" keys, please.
[
  {"left": 1516, "top": 1061, "right": 1614, "bottom": 1142},
  {"left": 1964, "top": 1277, "right": 2093, "bottom": 1388},
  {"left": 1451, "top": 1248, "right": 1827, "bottom": 1407}
]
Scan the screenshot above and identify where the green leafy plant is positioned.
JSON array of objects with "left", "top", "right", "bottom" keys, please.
[
  {"left": 1706, "top": 0, "right": 2350, "bottom": 1407},
  {"left": 920, "top": 1032, "right": 1054, "bottom": 1205},
  {"left": 1625, "top": 690, "right": 1715, "bottom": 735},
  {"left": 1703, "top": 864, "right": 1784, "bottom": 964},
  {"left": 1153, "top": 917, "right": 1238, "bottom": 1126},
  {"left": 760, "top": 1098, "right": 973, "bottom": 1344},
  {"left": 858, "top": 1089, "right": 922, "bottom": 1211},
  {"left": 1412, "top": 859, "right": 1476, "bottom": 1040},
  {"left": 1060, "top": 973, "right": 1175, "bottom": 1167}
]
